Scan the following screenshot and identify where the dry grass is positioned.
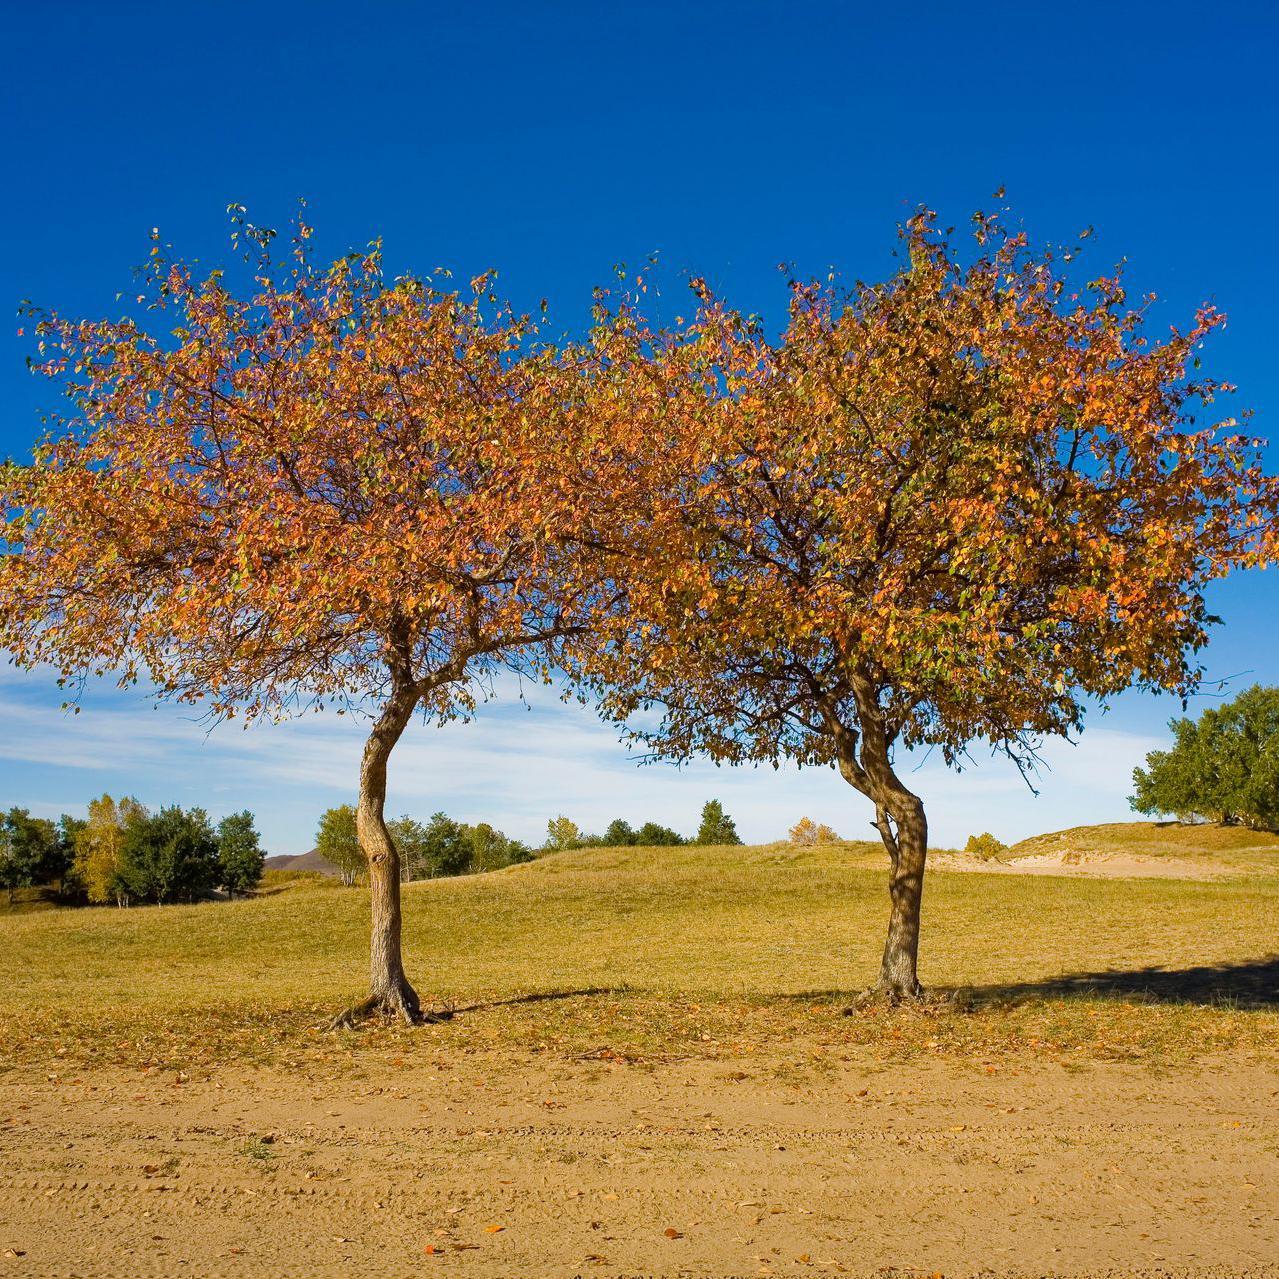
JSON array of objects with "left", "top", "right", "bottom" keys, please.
[
  {"left": 1009, "top": 819, "right": 1279, "bottom": 871},
  {"left": 4, "top": 829, "right": 1278, "bottom": 1074}
]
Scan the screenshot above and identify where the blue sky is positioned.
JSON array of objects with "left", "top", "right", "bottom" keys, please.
[{"left": 1, "top": 2, "right": 1276, "bottom": 854}]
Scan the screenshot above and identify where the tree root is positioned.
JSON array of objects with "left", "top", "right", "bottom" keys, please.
[
  {"left": 842, "top": 981, "right": 927, "bottom": 1014},
  {"left": 325, "top": 994, "right": 455, "bottom": 1031}
]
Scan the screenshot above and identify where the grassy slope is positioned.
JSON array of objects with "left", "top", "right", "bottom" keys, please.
[
  {"left": 4, "top": 834, "right": 1277, "bottom": 1071},
  {"left": 1009, "top": 820, "right": 1279, "bottom": 870}
]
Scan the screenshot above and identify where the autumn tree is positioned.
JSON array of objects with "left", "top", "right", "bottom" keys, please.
[
  {"left": 0, "top": 212, "right": 614, "bottom": 1023},
  {"left": 578, "top": 206, "right": 1276, "bottom": 1000},
  {"left": 544, "top": 815, "right": 582, "bottom": 851},
  {"left": 789, "top": 818, "right": 840, "bottom": 846},
  {"left": 74, "top": 794, "right": 146, "bottom": 905}
]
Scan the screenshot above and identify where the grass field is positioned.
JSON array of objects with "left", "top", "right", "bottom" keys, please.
[{"left": 5, "top": 824, "right": 1278, "bottom": 1073}]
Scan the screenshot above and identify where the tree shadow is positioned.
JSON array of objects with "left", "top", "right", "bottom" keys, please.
[
  {"left": 783, "top": 957, "right": 1279, "bottom": 1011},
  {"left": 438, "top": 987, "right": 618, "bottom": 1018},
  {"left": 958, "top": 955, "right": 1279, "bottom": 1009}
]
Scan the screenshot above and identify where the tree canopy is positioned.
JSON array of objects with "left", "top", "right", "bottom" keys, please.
[
  {"left": 0, "top": 212, "right": 620, "bottom": 1022},
  {"left": 574, "top": 207, "right": 1277, "bottom": 996},
  {"left": 1131, "top": 684, "right": 1279, "bottom": 830}
]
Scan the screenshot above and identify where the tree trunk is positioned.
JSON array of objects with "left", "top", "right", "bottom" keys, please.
[
  {"left": 346, "top": 683, "right": 422, "bottom": 1025},
  {"left": 831, "top": 677, "right": 930, "bottom": 1003},
  {"left": 873, "top": 794, "right": 927, "bottom": 1000}
]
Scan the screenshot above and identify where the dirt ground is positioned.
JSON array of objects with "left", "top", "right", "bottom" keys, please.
[
  {"left": 2, "top": 1050, "right": 1276, "bottom": 1279},
  {"left": 929, "top": 851, "right": 1228, "bottom": 879}
]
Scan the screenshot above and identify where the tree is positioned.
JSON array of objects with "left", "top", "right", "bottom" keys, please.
[
  {"left": 1131, "top": 684, "right": 1279, "bottom": 829},
  {"left": 52, "top": 814, "right": 86, "bottom": 895},
  {"left": 418, "top": 811, "right": 473, "bottom": 878},
  {"left": 544, "top": 815, "right": 582, "bottom": 851},
  {"left": 316, "top": 805, "right": 365, "bottom": 887},
  {"left": 0, "top": 809, "right": 57, "bottom": 904},
  {"left": 388, "top": 815, "right": 431, "bottom": 882},
  {"left": 790, "top": 818, "right": 840, "bottom": 846},
  {"left": 468, "top": 821, "right": 531, "bottom": 872},
  {"left": 116, "top": 805, "right": 219, "bottom": 904},
  {"left": 695, "top": 800, "right": 742, "bottom": 846},
  {"left": 1, "top": 212, "right": 613, "bottom": 1023},
  {"left": 218, "top": 810, "right": 265, "bottom": 894},
  {"left": 579, "top": 205, "right": 1277, "bottom": 1000},
  {"left": 73, "top": 794, "right": 146, "bottom": 906},
  {"left": 634, "top": 820, "right": 684, "bottom": 846},
  {"left": 602, "top": 818, "right": 637, "bottom": 846}
]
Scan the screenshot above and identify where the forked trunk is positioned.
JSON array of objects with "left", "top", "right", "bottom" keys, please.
[
  {"left": 833, "top": 687, "right": 929, "bottom": 1003},
  {"left": 349, "top": 683, "right": 422, "bottom": 1025}
]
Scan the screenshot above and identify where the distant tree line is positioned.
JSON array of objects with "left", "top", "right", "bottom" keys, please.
[
  {"left": 316, "top": 806, "right": 534, "bottom": 885},
  {"left": 314, "top": 798, "right": 744, "bottom": 885},
  {"left": 543, "top": 799, "right": 742, "bottom": 852},
  {"left": 1131, "top": 685, "right": 1279, "bottom": 831},
  {"left": 0, "top": 794, "right": 265, "bottom": 906}
]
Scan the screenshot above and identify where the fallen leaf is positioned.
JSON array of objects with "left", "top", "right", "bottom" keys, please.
[{"left": 484, "top": 1224, "right": 505, "bottom": 1234}]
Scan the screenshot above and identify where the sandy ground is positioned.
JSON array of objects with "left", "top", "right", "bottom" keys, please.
[
  {"left": 2, "top": 1051, "right": 1276, "bottom": 1279},
  {"left": 930, "top": 850, "right": 1226, "bottom": 879}
]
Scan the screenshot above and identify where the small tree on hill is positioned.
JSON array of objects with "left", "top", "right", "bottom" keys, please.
[
  {"left": 1, "top": 213, "right": 616, "bottom": 1023},
  {"left": 790, "top": 818, "right": 840, "bottom": 846},
  {"left": 635, "top": 820, "right": 684, "bottom": 846},
  {"left": 1131, "top": 684, "right": 1279, "bottom": 829},
  {"left": 544, "top": 815, "right": 582, "bottom": 851},
  {"left": 218, "top": 810, "right": 265, "bottom": 895},
  {"left": 579, "top": 205, "right": 1277, "bottom": 1000},
  {"left": 695, "top": 800, "right": 742, "bottom": 846},
  {"left": 316, "top": 805, "right": 365, "bottom": 887},
  {"left": 602, "top": 818, "right": 637, "bottom": 846}
]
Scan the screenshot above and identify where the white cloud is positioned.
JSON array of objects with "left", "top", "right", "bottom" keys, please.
[{"left": 0, "top": 665, "right": 1165, "bottom": 855}]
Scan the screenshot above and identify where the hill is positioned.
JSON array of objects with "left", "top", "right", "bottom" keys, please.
[
  {"left": 1003, "top": 820, "right": 1279, "bottom": 877},
  {"left": 263, "top": 848, "right": 340, "bottom": 876},
  {"left": 3, "top": 834, "right": 1277, "bottom": 1074}
]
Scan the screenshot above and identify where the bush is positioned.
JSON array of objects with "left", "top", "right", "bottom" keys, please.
[{"left": 964, "top": 832, "right": 1008, "bottom": 861}]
